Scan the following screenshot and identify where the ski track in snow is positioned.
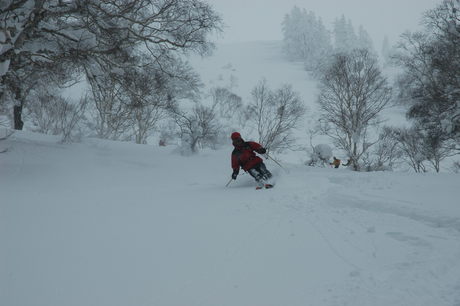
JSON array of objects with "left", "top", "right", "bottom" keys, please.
[
  {"left": 1, "top": 138, "right": 460, "bottom": 305},
  {"left": 220, "top": 163, "right": 460, "bottom": 306}
]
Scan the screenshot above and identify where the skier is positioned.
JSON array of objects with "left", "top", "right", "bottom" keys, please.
[{"left": 230, "top": 132, "right": 273, "bottom": 189}]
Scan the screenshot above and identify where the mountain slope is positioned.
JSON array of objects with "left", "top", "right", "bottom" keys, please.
[
  {"left": 1, "top": 131, "right": 459, "bottom": 306},
  {"left": 190, "top": 41, "right": 317, "bottom": 102}
]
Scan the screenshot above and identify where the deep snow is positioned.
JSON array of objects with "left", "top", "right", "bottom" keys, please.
[
  {"left": 1, "top": 131, "right": 460, "bottom": 306},
  {"left": 1, "top": 39, "right": 459, "bottom": 306}
]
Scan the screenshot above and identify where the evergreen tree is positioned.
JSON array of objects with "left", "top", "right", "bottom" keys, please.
[
  {"left": 333, "top": 15, "right": 349, "bottom": 52},
  {"left": 358, "top": 25, "right": 374, "bottom": 51},
  {"left": 282, "top": 7, "right": 332, "bottom": 70},
  {"left": 346, "top": 19, "right": 359, "bottom": 49},
  {"left": 333, "top": 16, "right": 373, "bottom": 53}
]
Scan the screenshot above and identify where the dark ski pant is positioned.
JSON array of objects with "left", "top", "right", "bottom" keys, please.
[{"left": 247, "top": 162, "right": 272, "bottom": 183}]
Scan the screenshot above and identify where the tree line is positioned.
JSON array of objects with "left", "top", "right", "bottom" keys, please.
[
  {"left": 283, "top": 0, "right": 459, "bottom": 172},
  {"left": 1, "top": 0, "right": 458, "bottom": 173},
  {"left": 282, "top": 7, "right": 374, "bottom": 71},
  {"left": 0, "top": 0, "right": 307, "bottom": 157},
  {"left": 0, "top": 0, "right": 222, "bottom": 144}
]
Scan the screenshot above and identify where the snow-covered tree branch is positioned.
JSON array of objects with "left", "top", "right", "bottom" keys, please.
[{"left": 1, "top": 0, "right": 222, "bottom": 130}]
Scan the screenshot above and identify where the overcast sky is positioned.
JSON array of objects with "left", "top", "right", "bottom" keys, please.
[{"left": 208, "top": 0, "right": 441, "bottom": 47}]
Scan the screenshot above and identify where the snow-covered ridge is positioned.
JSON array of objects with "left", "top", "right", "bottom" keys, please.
[{"left": 1, "top": 131, "right": 459, "bottom": 306}]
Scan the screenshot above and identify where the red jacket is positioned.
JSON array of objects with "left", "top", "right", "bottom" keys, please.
[{"left": 231, "top": 141, "right": 264, "bottom": 172}]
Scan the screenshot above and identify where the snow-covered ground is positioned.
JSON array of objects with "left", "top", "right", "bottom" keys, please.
[
  {"left": 1, "top": 40, "right": 458, "bottom": 306},
  {"left": 1, "top": 131, "right": 459, "bottom": 306}
]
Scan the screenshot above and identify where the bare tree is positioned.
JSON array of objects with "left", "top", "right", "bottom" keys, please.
[
  {"left": 360, "top": 127, "right": 402, "bottom": 171},
  {"left": 390, "top": 127, "right": 428, "bottom": 173},
  {"left": 452, "top": 161, "right": 460, "bottom": 173},
  {"left": 122, "top": 66, "right": 171, "bottom": 144},
  {"left": 126, "top": 56, "right": 201, "bottom": 144},
  {"left": 422, "top": 128, "right": 457, "bottom": 172},
  {"left": 27, "top": 91, "right": 63, "bottom": 134},
  {"left": 208, "top": 86, "right": 243, "bottom": 142},
  {"left": 56, "top": 97, "right": 88, "bottom": 143},
  {"left": 172, "top": 103, "right": 221, "bottom": 154},
  {"left": 85, "top": 51, "right": 202, "bottom": 144},
  {"left": 247, "top": 79, "right": 305, "bottom": 153},
  {"left": 382, "top": 126, "right": 454, "bottom": 173},
  {"left": 27, "top": 90, "right": 88, "bottom": 143},
  {"left": 85, "top": 68, "right": 132, "bottom": 140},
  {"left": 317, "top": 49, "right": 392, "bottom": 170},
  {"left": 210, "top": 87, "right": 243, "bottom": 119}
]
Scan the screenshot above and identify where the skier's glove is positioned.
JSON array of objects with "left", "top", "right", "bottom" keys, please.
[
  {"left": 257, "top": 147, "right": 267, "bottom": 154},
  {"left": 231, "top": 171, "right": 238, "bottom": 180}
]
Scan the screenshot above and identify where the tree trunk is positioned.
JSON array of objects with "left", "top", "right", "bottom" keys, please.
[
  {"left": 14, "top": 105, "right": 24, "bottom": 130},
  {"left": 190, "top": 138, "right": 198, "bottom": 153},
  {"left": 12, "top": 83, "right": 25, "bottom": 130},
  {"left": 352, "top": 142, "right": 359, "bottom": 171}
]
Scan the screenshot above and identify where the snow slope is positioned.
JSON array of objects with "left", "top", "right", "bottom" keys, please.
[
  {"left": 189, "top": 41, "right": 408, "bottom": 165},
  {"left": 1, "top": 131, "right": 460, "bottom": 306},
  {"left": 190, "top": 41, "right": 317, "bottom": 102}
]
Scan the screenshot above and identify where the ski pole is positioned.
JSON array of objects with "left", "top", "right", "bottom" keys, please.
[
  {"left": 265, "top": 154, "right": 290, "bottom": 174},
  {"left": 225, "top": 178, "right": 233, "bottom": 187}
]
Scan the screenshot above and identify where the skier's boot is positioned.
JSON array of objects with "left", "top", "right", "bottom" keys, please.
[{"left": 255, "top": 179, "right": 265, "bottom": 190}]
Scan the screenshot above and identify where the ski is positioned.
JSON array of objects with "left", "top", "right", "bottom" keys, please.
[{"left": 256, "top": 184, "right": 274, "bottom": 190}]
